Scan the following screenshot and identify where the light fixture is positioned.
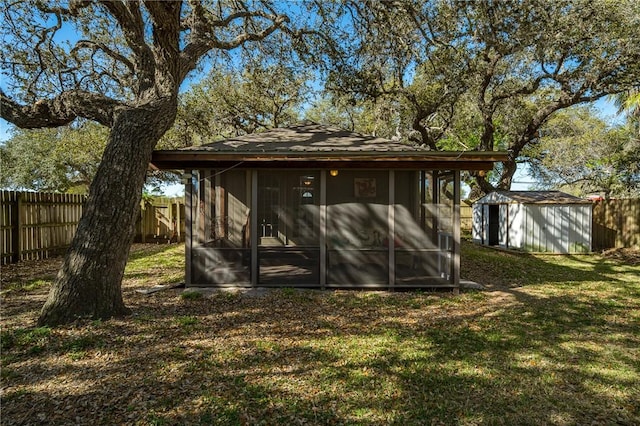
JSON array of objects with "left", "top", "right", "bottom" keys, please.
[{"left": 330, "top": 170, "right": 339, "bottom": 177}]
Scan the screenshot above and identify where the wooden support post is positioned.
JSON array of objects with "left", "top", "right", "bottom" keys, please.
[
  {"left": 172, "top": 199, "right": 178, "bottom": 242},
  {"left": 184, "top": 172, "right": 193, "bottom": 286},
  {"left": 320, "top": 170, "right": 327, "bottom": 289},
  {"left": 37, "top": 196, "right": 43, "bottom": 259},
  {"left": 167, "top": 198, "right": 174, "bottom": 242},
  {"left": 388, "top": 170, "right": 395, "bottom": 290},
  {"left": 215, "top": 170, "right": 223, "bottom": 239},
  {"left": 178, "top": 198, "right": 183, "bottom": 241},
  {"left": 11, "top": 192, "right": 22, "bottom": 263},
  {"left": 420, "top": 170, "right": 426, "bottom": 227},
  {"left": 453, "top": 170, "right": 461, "bottom": 293},
  {"left": 204, "top": 170, "right": 212, "bottom": 242},
  {"left": 140, "top": 201, "right": 146, "bottom": 243},
  {"left": 251, "top": 170, "right": 258, "bottom": 287}
]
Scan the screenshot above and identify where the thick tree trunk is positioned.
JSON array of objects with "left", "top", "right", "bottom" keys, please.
[
  {"left": 496, "top": 159, "right": 517, "bottom": 189},
  {"left": 38, "top": 101, "right": 176, "bottom": 326},
  {"left": 472, "top": 155, "right": 518, "bottom": 198}
]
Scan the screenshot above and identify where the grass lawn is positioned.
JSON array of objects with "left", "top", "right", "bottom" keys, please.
[{"left": 1, "top": 242, "right": 639, "bottom": 425}]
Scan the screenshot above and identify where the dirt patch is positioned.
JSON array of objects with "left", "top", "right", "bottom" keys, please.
[
  {"left": 1, "top": 257, "right": 63, "bottom": 288},
  {"left": 601, "top": 247, "right": 640, "bottom": 265}
]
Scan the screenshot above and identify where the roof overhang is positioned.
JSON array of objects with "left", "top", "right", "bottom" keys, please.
[
  {"left": 150, "top": 151, "right": 508, "bottom": 171},
  {"left": 474, "top": 190, "right": 592, "bottom": 205}
]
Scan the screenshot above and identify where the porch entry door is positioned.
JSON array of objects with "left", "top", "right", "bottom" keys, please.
[
  {"left": 257, "top": 173, "right": 280, "bottom": 241},
  {"left": 257, "top": 171, "right": 320, "bottom": 285},
  {"left": 488, "top": 204, "right": 500, "bottom": 246}
]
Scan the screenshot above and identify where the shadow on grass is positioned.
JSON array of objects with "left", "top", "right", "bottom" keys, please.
[
  {"left": 3, "top": 280, "right": 639, "bottom": 425},
  {"left": 2, "top": 242, "right": 639, "bottom": 424}
]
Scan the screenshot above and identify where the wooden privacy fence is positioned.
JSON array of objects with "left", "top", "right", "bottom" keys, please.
[
  {"left": 1, "top": 191, "right": 85, "bottom": 264},
  {"left": 137, "top": 197, "right": 185, "bottom": 244},
  {"left": 460, "top": 204, "right": 473, "bottom": 231},
  {"left": 1, "top": 191, "right": 185, "bottom": 265},
  {"left": 592, "top": 198, "right": 640, "bottom": 250}
]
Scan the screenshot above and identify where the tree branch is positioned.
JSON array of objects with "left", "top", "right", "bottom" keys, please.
[
  {"left": 1, "top": 90, "right": 121, "bottom": 128},
  {"left": 73, "top": 40, "right": 136, "bottom": 75},
  {"left": 98, "top": 0, "right": 156, "bottom": 95},
  {"left": 179, "top": 6, "right": 289, "bottom": 81}
]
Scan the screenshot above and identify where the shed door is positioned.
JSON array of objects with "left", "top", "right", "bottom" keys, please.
[{"left": 488, "top": 204, "right": 500, "bottom": 246}]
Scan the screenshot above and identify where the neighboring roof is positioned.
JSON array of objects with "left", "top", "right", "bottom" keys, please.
[
  {"left": 151, "top": 122, "right": 508, "bottom": 170},
  {"left": 476, "top": 191, "right": 592, "bottom": 205}
]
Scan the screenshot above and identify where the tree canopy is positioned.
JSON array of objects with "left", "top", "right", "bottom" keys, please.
[
  {"left": 526, "top": 106, "right": 640, "bottom": 197},
  {"left": 161, "top": 60, "right": 310, "bottom": 148},
  {"left": 0, "top": 122, "right": 107, "bottom": 193},
  {"left": 307, "top": 0, "right": 640, "bottom": 195}
]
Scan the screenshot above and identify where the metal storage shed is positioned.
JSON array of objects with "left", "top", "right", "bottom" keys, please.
[{"left": 472, "top": 191, "right": 592, "bottom": 253}]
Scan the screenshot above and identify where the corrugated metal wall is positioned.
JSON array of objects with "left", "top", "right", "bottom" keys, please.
[
  {"left": 521, "top": 204, "right": 591, "bottom": 253},
  {"left": 471, "top": 204, "right": 482, "bottom": 242},
  {"left": 508, "top": 203, "right": 522, "bottom": 249},
  {"left": 499, "top": 204, "right": 508, "bottom": 246}
]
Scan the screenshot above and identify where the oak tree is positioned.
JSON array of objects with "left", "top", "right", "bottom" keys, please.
[
  {"left": 305, "top": 93, "right": 406, "bottom": 140},
  {"left": 457, "top": 0, "right": 640, "bottom": 193},
  {"left": 161, "top": 60, "right": 309, "bottom": 147},
  {"left": 314, "top": 0, "right": 640, "bottom": 195},
  {"left": 1, "top": 0, "right": 290, "bottom": 325},
  {"left": 526, "top": 106, "right": 640, "bottom": 197}
]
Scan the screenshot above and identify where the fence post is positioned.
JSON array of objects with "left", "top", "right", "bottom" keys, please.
[
  {"left": 140, "top": 201, "right": 146, "bottom": 243},
  {"left": 11, "top": 192, "right": 22, "bottom": 263}
]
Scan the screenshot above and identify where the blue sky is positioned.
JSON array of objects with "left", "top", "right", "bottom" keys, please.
[{"left": 0, "top": 119, "right": 10, "bottom": 142}]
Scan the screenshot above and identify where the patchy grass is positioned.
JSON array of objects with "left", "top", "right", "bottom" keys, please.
[
  {"left": 180, "top": 290, "right": 203, "bottom": 300},
  {"left": 124, "top": 244, "right": 185, "bottom": 286},
  {"left": 1, "top": 326, "right": 51, "bottom": 353},
  {"left": 1, "top": 242, "right": 639, "bottom": 425}
]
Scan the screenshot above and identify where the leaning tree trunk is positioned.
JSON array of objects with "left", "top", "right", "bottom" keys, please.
[
  {"left": 472, "top": 152, "right": 518, "bottom": 198},
  {"left": 38, "top": 101, "right": 176, "bottom": 326},
  {"left": 496, "top": 158, "right": 517, "bottom": 189}
]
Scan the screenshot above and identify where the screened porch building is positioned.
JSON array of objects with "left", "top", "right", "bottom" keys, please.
[{"left": 150, "top": 123, "right": 506, "bottom": 291}]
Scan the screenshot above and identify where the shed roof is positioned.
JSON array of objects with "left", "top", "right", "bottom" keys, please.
[
  {"left": 151, "top": 122, "right": 508, "bottom": 170},
  {"left": 478, "top": 191, "right": 592, "bottom": 205}
]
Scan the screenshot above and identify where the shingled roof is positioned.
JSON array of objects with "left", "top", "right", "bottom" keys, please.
[
  {"left": 150, "top": 122, "right": 508, "bottom": 170},
  {"left": 181, "top": 122, "right": 430, "bottom": 153}
]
